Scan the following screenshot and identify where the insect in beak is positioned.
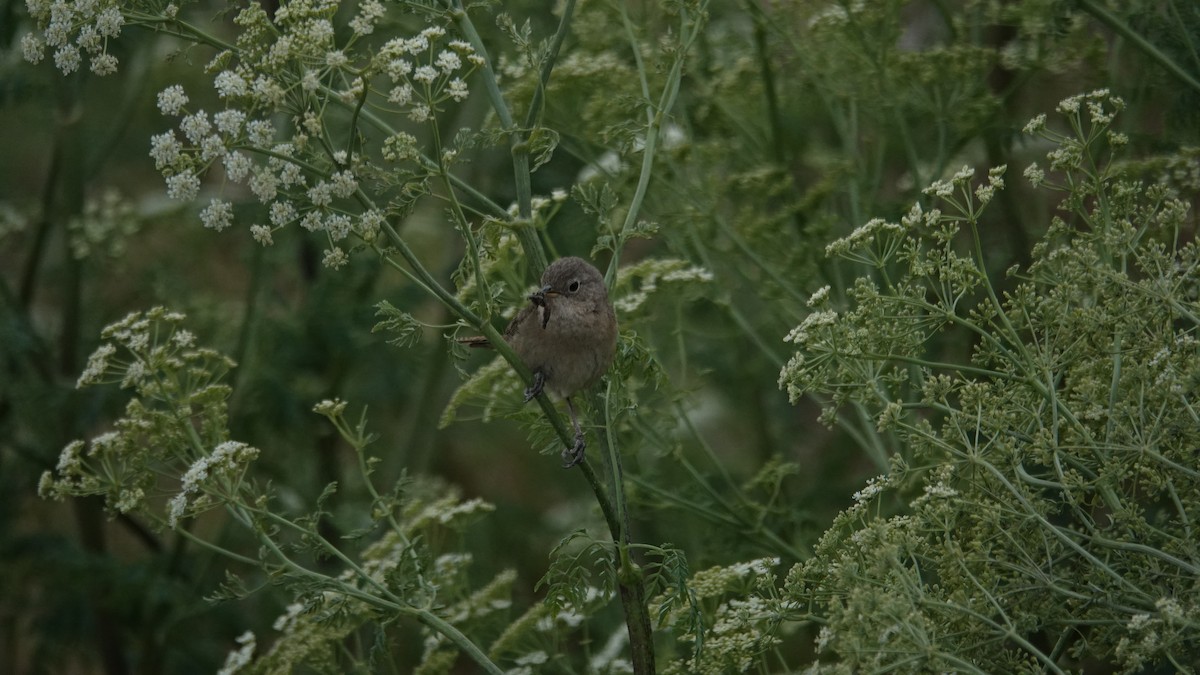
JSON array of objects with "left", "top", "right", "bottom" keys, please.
[
  {"left": 528, "top": 284, "right": 553, "bottom": 308},
  {"left": 529, "top": 285, "right": 555, "bottom": 328}
]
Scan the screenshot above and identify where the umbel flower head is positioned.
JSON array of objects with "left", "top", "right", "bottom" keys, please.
[
  {"left": 22, "top": 0, "right": 125, "bottom": 75},
  {"left": 137, "top": 3, "right": 484, "bottom": 269},
  {"left": 39, "top": 307, "right": 249, "bottom": 528}
]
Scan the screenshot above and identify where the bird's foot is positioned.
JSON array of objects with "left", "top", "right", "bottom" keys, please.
[
  {"left": 523, "top": 371, "right": 545, "bottom": 402},
  {"left": 561, "top": 432, "right": 586, "bottom": 468}
]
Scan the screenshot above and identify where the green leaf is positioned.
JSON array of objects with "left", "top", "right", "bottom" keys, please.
[
  {"left": 372, "top": 300, "right": 422, "bottom": 349},
  {"left": 527, "top": 127, "right": 559, "bottom": 173}
]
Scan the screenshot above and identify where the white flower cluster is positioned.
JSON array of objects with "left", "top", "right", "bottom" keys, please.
[
  {"left": 67, "top": 189, "right": 139, "bottom": 260},
  {"left": 922, "top": 164, "right": 977, "bottom": 200},
  {"left": 973, "top": 165, "right": 1007, "bottom": 206},
  {"left": 375, "top": 28, "right": 484, "bottom": 123},
  {"left": 216, "top": 631, "right": 256, "bottom": 675},
  {"left": 782, "top": 310, "right": 837, "bottom": 346},
  {"left": 1056, "top": 88, "right": 1125, "bottom": 126},
  {"left": 22, "top": 0, "right": 125, "bottom": 75},
  {"left": 851, "top": 474, "right": 892, "bottom": 503},
  {"left": 1023, "top": 89, "right": 1127, "bottom": 187},
  {"left": 824, "top": 216, "right": 904, "bottom": 258},
  {"left": 167, "top": 440, "right": 260, "bottom": 527},
  {"left": 150, "top": 80, "right": 375, "bottom": 260},
  {"left": 613, "top": 258, "right": 714, "bottom": 314},
  {"left": 140, "top": 4, "right": 485, "bottom": 269},
  {"left": 73, "top": 307, "right": 188, "bottom": 389},
  {"left": 687, "top": 557, "right": 780, "bottom": 598}
]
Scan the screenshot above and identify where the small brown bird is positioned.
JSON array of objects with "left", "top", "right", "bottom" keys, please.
[{"left": 462, "top": 257, "right": 617, "bottom": 467}]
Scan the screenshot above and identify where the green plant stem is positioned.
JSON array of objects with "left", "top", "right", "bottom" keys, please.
[
  {"left": 603, "top": 380, "right": 631, "bottom": 547},
  {"left": 577, "top": 457, "right": 620, "bottom": 537},
  {"left": 172, "top": 526, "right": 260, "bottom": 566},
  {"left": 1077, "top": 0, "right": 1200, "bottom": 95},
  {"left": 600, "top": 384, "right": 654, "bottom": 674},
  {"left": 431, "top": 121, "right": 492, "bottom": 314},
  {"left": 913, "top": 422, "right": 1155, "bottom": 603},
  {"left": 609, "top": 1, "right": 702, "bottom": 283},
  {"left": 446, "top": 0, "right": 547, "bottom": 275},
  {"left": 522, "top": 0, "right": 577, "bottom": 132},
  {"left": 234, "top": 504, "right": 505, "bottom": 675}
]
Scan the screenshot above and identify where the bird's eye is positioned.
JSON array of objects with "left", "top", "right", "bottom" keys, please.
[{"left": 568, "top": 280, "right": 581, "bottom": 293}]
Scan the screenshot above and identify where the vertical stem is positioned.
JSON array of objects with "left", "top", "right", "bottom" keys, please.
[
  {"left": 1077, "top": 0, "right": 1200, "bottom": 94},
  {"left": 447, "top": 0, "right": 548, "bottom": 276},
  {"left": 601, "top": 380, "right": 656, "bottom": 674}
]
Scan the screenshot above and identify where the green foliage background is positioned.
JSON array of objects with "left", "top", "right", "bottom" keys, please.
[{"left": 2, "top": 0, "right": 1198, "bottom": 673}]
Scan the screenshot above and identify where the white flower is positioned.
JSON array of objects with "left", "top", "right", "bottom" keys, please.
[
  {"left": 278, "top": 162, "right": 304, "bottom": 187},
  {"left": 77, "top": 25, "right": 101, "bottom": 52},
  {"left": 166, "top": 172, "right": 200, "bottom": 201},
  {"left": 77, "top": 343, "right": 116, "bottom": 387},
  {"left": 330, "top": 170, "right": 357, "bottom": 198},
  {"left": 55, "top": 440, "right": 85, "bottom": 475},
  {"left": 783, "top": 310, "right": 838, "bottom": 344},
  {"left": 853, "top": 475, "right": 889, "bottom": 503},
  {"left": 301, "top": 70, "right": 320, "bottom": 92},
  {"left": 435, "top": 50, "right": 461, "bottom": 73},
  {"left": 216, "top": 631, "right": 256, "bottom": 675},
  {"left": 246, "top": 119, "right": 275, "bottom": 146},
  {"left": 413, "top": 65, "right": 438, "bottom": 84},
  {"left": 1023, "top": 163, "right": 1045, "bottom": 187},
  {"left": 89, "top": 52, "right": 118, "bottom": 76},
  {"left": 269, "top": 201, "right": 296, "bottom": 226},
  {"left": 307, "top": 19, "right": 334, "bottom": 44},
  {"left": 180, "top": 111, "right": 212, "bottom": 144},
  {"left": 149, "top": 132, "right": 183, "bottom": 170},
  {"left": 214, "top": 70, "right": 248, "bottom": 98},
  {"left": 388, "top": 83, "right": 413, "bottom": 105},
  {"left": 448, "top": 78, "right": 468, "bottom": 102},
  {"left": 307, "top": 181, "right": 333, "bottom": 207},
  {"left": 250, "top": 224, "right": 274, "bottom": 246},
  {"left": 325, "top": 50, "right": 348, "bottom": 68},
  {"left": 1022, "top": 113, "right": 1046, "bottom": 135},
  {"left": 358, "top": 210, "right": 384, "bottom": 240},
  {"left": 200, "top": 199, "right": 234, "bottom": 231},
  {"left": 300, "top": 211, "right": 323, "bottom": 232},
  {"left": 923, "top": 179, "right": 954, "bottom": 198},
  {"left": 249, "top": 168, "right": 278, "bottom": 203},
  {"left": 223, "top": 152, "right": 252, "bottom": 182},
  {"left": 95, "top": 7, "right": 124, "bottom": 37},
  {"left": 251, "top": 76, "right": 284, "bottom": 106},
  {"left": 322, "top": 247, "right": 348, "bottom": 269},
  {"left": 21, "top": 33, "right": 46, "bottom": 64},
  {"left": 807, "top": 285, "right": 831, "bottom": 307},
  {"left": 400, "top": 36, "right": 426, "bottom": 53},
  {"left": 167, "top": 492, "right": 188, "bottom": 528},
  {"left": 385, "top": 58, "right": 413, "bottom": 81},
  {"left": 200, "top": 134, "right": 226, "bottom": 161},
  {"left": 213, "top": 109, "right": 246, "bottom": 136},
  {"left": 272, "top": 603, "right": 305, "bottom": 632},
  {"left": 325, "top": 213, "right": 351, "bottom": 240},
  {"left": 53, "top": 45, "right": 81, "bottom": 74},
  {"left": 409, "top": 104, "right": 431, "bottom": 123}
]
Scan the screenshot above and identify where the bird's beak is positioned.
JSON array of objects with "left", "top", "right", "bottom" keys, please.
[
  {"left": 542, "top": 284, "right": 561, "bottom": 298},
  {"left": 528, "top": 284, "right": 554, "bottom": 307}
]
